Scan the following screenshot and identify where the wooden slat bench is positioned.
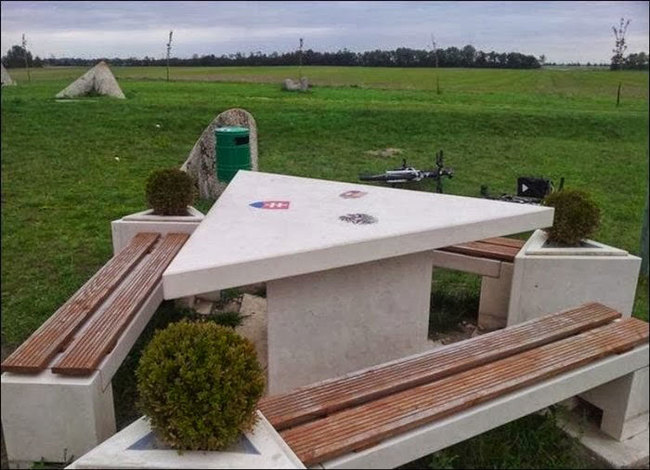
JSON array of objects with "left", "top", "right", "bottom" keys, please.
[
  {"left": 259, "top": 303, "right": 649, "bottom": 469},
  {"left": 1, "top": 232, "right": 189, "bottom": 467},
  {"left": 432, "top": 236, "right": 527, "bottom": 330}
]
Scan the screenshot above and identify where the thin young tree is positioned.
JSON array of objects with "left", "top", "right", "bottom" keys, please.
[
  {"left": 166, "top": 30, "right": 173, "bottom": 82},
  {"left": 22, "top": 33, "right": 31, "bottom": 83},
  {"left": 431, "top": 33, "right": 441, "bottom": 94},
  {"left": 611, "top": 18, "right": 630, "bottom": 70},
  {"left": 298, "top": 37, "right": 304, "bottom": 79}
]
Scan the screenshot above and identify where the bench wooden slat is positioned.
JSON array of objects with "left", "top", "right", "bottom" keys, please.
[
  {"left": 479, "top": 237, "right": 526, "bottom": 249},
  {"left": 259, "top": 303, "right": 620, "bottom": 430},
  {"left": 51, "top": 233, "right": 189, "bottom": 376},
  {"left": 1, "top": 233, "right": 160, "bottom": 374},
  {"left": 280, "top": 317, "right": 649, "bottom": 466},
  {"left": 439, "top": 239, "right": 523, "bottom": 262}
]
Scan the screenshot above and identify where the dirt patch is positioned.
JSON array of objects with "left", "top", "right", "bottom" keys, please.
[
  {"left": 365, "top": 148, "right": 403, "bottom": 158},
  {"left": 429, "top": 319, "right": 484, "bottom": 346}
]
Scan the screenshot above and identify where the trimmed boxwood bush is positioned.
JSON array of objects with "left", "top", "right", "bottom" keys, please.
[
  {"left": 136, "top": 321, "right": 265, "bottom": 451},
  {"left": 145, "top": 168, "right": 195, "bottom": 215},
  {"left": 543, "top": 189, "right": 601, "bottom": 246}
]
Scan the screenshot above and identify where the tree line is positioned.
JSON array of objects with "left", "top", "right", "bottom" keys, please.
[
  {"left": 3, "top": 44, "right": 542, "bottom": 69},
  {"left": 3, "top": 44, "right": 647, "bottom": 70}
]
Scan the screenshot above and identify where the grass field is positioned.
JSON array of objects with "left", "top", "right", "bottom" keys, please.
[{"left": 1, "top": 65, "right": 648, "bottom": 468}]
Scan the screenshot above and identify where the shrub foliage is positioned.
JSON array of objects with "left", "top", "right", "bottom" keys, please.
[
  {"left": 136, "top": 321, "right": 265, "bottom": 451},
  {"left": 543, "top": 189, "right": 601, "bottom": 245},
  {"left": 145, "top": 168, "right": 195, "bottom": 215}
]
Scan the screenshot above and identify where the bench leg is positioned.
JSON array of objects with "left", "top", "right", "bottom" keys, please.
[
  {"left": 580, "top": 366, "right": 649, "bottom": 441},
  {"left": 478, "top": 263, "right": 513, "bottom": 331},
  {"left": 1, "top": 371, "right": 116, "bottom": 467}
]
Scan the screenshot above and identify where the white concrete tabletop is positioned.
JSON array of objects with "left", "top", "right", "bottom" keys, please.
[{"left": 163, "top": 171, "right": 553, "bottom": 299}]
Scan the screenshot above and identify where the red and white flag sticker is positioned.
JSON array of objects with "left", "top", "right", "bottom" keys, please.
[{"left": 249, "top": 200, "right": 291, "bottom": 209}]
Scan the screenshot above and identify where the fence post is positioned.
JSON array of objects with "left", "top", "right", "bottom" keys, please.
[{"left": 641, "top": 182, "right": 649, "bottom": 276}]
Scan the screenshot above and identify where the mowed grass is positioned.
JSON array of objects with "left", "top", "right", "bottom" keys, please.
[{"left": 1, "top": 66, "right": 648, "bottom": 468}]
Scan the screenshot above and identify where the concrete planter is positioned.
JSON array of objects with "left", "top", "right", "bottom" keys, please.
[
  {"left": 507, "top": 229, "right": 641, "bottom": 325},
  {"left": 111, "top": 206, "right": 204, "bottom": 254},
  {"left": 66, "top": 411, "right": 305, "bottom": 469}
]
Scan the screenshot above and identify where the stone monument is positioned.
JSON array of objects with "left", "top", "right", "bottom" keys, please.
[
  {"left": 55, "top": 61, "right": 125, "bottom": 99},
  {"left": 282, "top": 77, "right": 309, "bottom": 92},
  {"left": 181, "top": 108, "right": 258, "bottom": 199},
  {"left": 1, "top": 63, "right": 15, "bottom": 86}
]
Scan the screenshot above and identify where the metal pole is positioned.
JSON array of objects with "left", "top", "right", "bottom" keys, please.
[
  {"left": 641, "top": 182, "right": 649, "bottom": 276},
  {"left": 22, "top": 33, "right": 31, "bottom": 83},
  {"left": 166, "top": 31, "right": 173, "bottom": 82}
]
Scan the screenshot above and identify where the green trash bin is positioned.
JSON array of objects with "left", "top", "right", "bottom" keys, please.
[{"left": 215, "top": 126, "right": 251, "bottom": 183}]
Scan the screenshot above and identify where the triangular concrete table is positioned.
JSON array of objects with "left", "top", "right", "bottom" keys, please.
[{"left": 163, "top": 171, "right": 553, "bottom": 394}]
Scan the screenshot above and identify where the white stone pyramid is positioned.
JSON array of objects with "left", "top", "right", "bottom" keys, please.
[
  {"left": 55, "top": 61, "right": 125, "bottom": 99},
  {"left": 1, "top": 63, "right": 15, "bottom": 86},
  {"left": 162, "top": 171, "right": 553, "bottom": 299}
]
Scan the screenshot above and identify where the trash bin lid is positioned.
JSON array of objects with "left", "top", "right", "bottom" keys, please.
[{"left": 216, "top": 126, "right": 249, "bottom": 134}]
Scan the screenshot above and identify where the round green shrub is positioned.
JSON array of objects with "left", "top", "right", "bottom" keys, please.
[
  {"left": 136, "top": 321, "right": 265, "bottom": 451},
  {"left": 543, "top": 189, "right": 601, "bottom": 246},
  {"left": 145, "top": 168, "right": 195, "bottom": 215}
]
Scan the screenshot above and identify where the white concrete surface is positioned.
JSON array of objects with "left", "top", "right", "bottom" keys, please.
[
  {"left": 267, "top": 253, "right": 433, "bottom": 394},
  {"left": 163, "top": 171, "right": 553, "bottom": 299},
  {"left": 507, "top": 230, "right": 642, "bottom": 325},
  {"left": 111, "top": 206, "right": 204, "bottom": 254},
  {"left": 318, "top": 343, "right": 649, "bottom": 469},
  {"left": 66, "top": 412, "right": 305, "bottom": 469},
  {"left": 1, "top": 258, "right": 167, "bottom": 467}
]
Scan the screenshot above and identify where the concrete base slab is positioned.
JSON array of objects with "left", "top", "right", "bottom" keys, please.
[{"left": 559, "top": 411, "right": 649, "bottom": 469}]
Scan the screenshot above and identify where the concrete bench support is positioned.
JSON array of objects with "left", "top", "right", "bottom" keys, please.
[
  {"left": 1, "top": 283, "right": 164, "bottom": 467},
  {"left": 580, "top": 366, "right": 649, "bottom": 441},
  {"left": 431, "top": 250, "right": 513, "bottom": 330},
  {"left": 1, "top": 370, "right": 115, "bottom": 469}
]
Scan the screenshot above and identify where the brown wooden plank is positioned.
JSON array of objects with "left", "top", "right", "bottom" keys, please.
[
  {"left": 480, "top": 237, "right": 526, "bottom": 249},
  {"left": 1, "top": 233, "right": 160, "bottom": 374},
  {"left": 280, "top": 317, "right": 649, "bottom": 466},
  {"left": 259, "top": 303, "right": 621, "bottom": 430},
  {"left": 439, "top": 240, "right": 522, "bottom": 262},
  {"left": 50, "top": 233, "right": 189, "bottom": 376}
]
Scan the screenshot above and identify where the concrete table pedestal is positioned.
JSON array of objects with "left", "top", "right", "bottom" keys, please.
[{"left": 267, "top": 253, "right": 433, "bottom": 394}]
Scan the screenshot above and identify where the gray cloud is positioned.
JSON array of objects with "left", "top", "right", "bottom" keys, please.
[{"left": 1, "top": 1, "right": 648, "bottom": 63}]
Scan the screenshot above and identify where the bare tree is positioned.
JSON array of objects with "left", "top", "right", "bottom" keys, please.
[
  {"left": 166, "top": 30, "right": 173, "bottom": 82},
  {"left": 431, "top": 33, "right": 441, "bottom": 94},
  {"left": 22, "top": 33, "right": 31, "bottom": 83},
  {"left": 611, "top": 18, "right": 630, "bottom": 70},
  {"left": 298, "top": 37, "right": 304, "bottom": 78}
]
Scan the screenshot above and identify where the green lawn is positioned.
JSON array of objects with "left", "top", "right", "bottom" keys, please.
[{"left": 1, "top": 65, "right": 648, "bottom": 468}]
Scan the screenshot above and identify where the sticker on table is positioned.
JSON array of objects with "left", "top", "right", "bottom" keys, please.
[
  {"left": 249, "top": 201, "right": 291, "bottom": 210},
  {"left": 339, "top": 213, "right": 377, "bottom": 225},
  {"left": 339, "top": 190, "right": 368, "bottom": 199}
]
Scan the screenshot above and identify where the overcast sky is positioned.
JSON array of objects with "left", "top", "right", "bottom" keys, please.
[{"left": 1, "top": 1, "right": 648, "bottom": 64}]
